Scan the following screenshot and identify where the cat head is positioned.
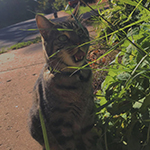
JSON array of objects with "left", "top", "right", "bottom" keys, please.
[{"left": 36, "top": 4, "right": 90, "bottom": 72}]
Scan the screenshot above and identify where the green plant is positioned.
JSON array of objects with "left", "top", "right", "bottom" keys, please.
[
  {"left": 39, "top": 108, "right": 51, "bottom": 150},
  {"left": 90, "top": 0, "right": 150, "bottom": 149}
]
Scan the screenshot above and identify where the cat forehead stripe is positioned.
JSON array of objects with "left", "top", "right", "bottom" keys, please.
[{"left": 59, "top": 21, "right": 82, "bottom": 29}]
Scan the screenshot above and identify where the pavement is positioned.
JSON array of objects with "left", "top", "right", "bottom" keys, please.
[{"left": 0, "top": 43, "right": 44, "bottom": 150}]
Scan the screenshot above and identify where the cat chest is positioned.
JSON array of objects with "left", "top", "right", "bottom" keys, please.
[
  {"left": 42, "top": 74, "right": 94, "bottom": 135},
  {"left": 46, "top": 101, "right": 91, "bottom": 136}
]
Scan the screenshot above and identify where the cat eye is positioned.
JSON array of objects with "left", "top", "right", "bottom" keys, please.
[
  {"left": 77, "top": 28, "right": 89, "bottom": 38},
  {"left": 77, "top": 29, "right": 83, "bottom": 36},
  {"left": 58, "top": 35, "right": 68, "bottom": 42}
]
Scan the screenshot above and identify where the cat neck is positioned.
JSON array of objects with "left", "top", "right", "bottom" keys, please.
[{"left": 45, "top": 63, "right": 92, "bottom": 82}]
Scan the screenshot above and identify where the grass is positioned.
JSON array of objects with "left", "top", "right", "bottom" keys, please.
[
  {"left": 0, "top": 37, "right": 41, "bottom": 54},
  {"left": 0, "top": 47, "right": 7, "bottom": 54},
  {"left": 8, "top": 36, "right": 41, "bottom": 50}
]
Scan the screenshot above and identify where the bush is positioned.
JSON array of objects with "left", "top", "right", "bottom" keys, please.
[{"left": 90, "top": 0, "right": 150, "bottom": 149}]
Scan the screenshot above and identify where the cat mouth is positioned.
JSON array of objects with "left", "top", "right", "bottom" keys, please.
[{"left": 72, "top": 50, "right": 86, "bottom": 63}]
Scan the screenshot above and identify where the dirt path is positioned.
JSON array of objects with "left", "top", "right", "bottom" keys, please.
[{"left": 0, "top": 23, "right": 95, "bottom": 149}]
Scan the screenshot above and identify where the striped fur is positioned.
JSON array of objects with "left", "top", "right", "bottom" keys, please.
[{"left": 28, "top": 7, "right": 99, "bottom": 150}]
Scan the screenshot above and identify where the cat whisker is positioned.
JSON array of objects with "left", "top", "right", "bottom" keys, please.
[{"left": 53, "top": 59, "right": 63, "bottom": 75}]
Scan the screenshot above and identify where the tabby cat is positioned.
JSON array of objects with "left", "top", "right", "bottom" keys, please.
[{"left": 28, "top": 4, "right": 99, "bottom": 150}]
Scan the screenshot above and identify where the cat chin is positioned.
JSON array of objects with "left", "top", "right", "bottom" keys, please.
[
  {"left": 60, "top": 60, "right": 85, "bottom": 72},
  {"left": 75, "top": 60, "right": 85, "bottom": 66}
]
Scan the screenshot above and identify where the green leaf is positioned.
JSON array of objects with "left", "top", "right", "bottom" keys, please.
[
  {"left": 117, "top": 72, "right": 131, "bottom": 81},
  {"left": 133, "top": 97, "right": 145, "bottom": 109},
  {"left": 39, "top": 108, "right": 50, "bottom": 150}
]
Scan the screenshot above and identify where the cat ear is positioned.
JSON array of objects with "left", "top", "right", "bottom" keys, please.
[
  {"left": 36, "top": 14, "right": 55, "bottom": 40},
  {"left": 71, "top": 1, "right": 80, "bottom": 18}
]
